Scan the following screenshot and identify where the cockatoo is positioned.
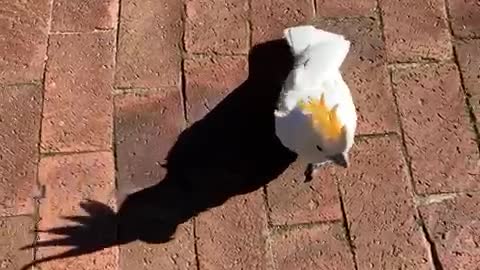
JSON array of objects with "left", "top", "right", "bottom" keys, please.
[{"left": 274, "top": 25, "right": 357, "bottom": 181}]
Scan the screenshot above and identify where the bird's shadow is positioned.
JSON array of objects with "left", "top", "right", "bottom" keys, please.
[{"left": 21, "top": 39, "right": 298, "bottom": 269}]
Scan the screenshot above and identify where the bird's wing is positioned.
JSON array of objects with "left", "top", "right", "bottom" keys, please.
[
  {"left": 283, "top": 25, "right": 346, "bottom": 56},
  {"left": 276, "top": 25, "right": 351, "bottom": 114},
  {"left": 285, "top": 25, "right": 350, "bottom": 81}
]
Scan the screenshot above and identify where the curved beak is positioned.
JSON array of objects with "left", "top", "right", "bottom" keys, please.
[{"left": 330, "top": 153, "right": 349, "bottom": 168}]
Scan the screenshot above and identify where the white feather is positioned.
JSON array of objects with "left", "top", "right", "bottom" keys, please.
[{"left": 275, "top": 25, "right": 357, "bottom": 165}]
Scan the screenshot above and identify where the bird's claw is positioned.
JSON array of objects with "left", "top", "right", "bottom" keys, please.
[{"left": 304, "top": 162, "right": 329, "bottom": 183}]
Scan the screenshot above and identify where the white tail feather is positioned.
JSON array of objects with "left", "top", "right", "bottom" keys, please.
[{"left": 283, "top": 25, "right": 347, "bottom": 56}]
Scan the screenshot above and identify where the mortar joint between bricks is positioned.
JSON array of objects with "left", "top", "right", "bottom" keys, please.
[{"left": 33, "top": 0, "right": 55, "bottom": 264}]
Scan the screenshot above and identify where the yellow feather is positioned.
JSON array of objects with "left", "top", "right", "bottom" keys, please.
[{"left": 298, "top": 94, "right": 343, "bottom": 139}]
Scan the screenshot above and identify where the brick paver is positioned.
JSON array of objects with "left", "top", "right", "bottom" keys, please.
[
  {"left": 339, "top": 136, "right": 431, "bottom": 269},
  {"left": 0, "top": 216, "right": 34, "bottom": 270},
  {"left": 0, "top": 0, "right": 50, "bottom": 84},
  {"left": 196, "top": 190, "right": 267, "bottom": 270},
  {"left": 315, "top": 0, "right": 376, "bottom": 17},
  {"left": 456, "top": 39, "right": 480, "bottom": 97},
  {"left": 270, "top": 224, "right": 355, "bottom": 270},
  {"left": 251, "top": 0, "right": 315, "bottom": 45},
  {"left": 419, "top": 194, "right": 480, "bottom": 269},
  {"left": 185, "top": 0, "right": 249, "bottom": 54},
  {"left": 0, "top": 84, "right": 42, "bottom": 216},
  {"left": 41, "top": 32, "right": 115, "bottom": 153},
  {"left": 447, "top": 0, "right": 480, "bottom": 38},
  {"left": 184, "top": 55, "right": 248, "bottom": 123},
  {"left": 115, "top": 0, "right": 182, "bottom": 88},
  {"left": 36, "top": 152, "right": 118, "bottom": 270},
  {"left": 266, "top": 160, "right": 342, "bottom": 225},
  {"left": 2, "top": 0, "right": 480, "bottom": 269},
  {"left": 120, "top": 221, "right": 196, "bottom": 270},
  {"left": 392, "top": 63, "right": 479, "bottom": 194},
  {"left": 379, "top": 0, "right": 452, "bottom": 62},
  {"left": 114, "top": 90, "right": 184, "bottom": 197},
  {"left": 51, "top": 0, "right": 119, "bottom": 32}
]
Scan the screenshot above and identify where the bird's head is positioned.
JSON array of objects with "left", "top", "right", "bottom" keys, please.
[{"left": 298, "top": 94, "right": 354, "bottom": 168}]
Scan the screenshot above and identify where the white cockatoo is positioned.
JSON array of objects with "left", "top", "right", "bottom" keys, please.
[{"left": 274, "top": 25, "right": 357, "bottom": 180}]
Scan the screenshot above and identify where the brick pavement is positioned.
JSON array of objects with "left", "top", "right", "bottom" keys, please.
[{"left": 1, "top": 0, "right": 479, "bottom": 269}]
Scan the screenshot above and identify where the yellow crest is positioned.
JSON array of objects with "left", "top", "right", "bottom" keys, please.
[{"left": 298, "top": 94, "right": 344, "bottom": 140}]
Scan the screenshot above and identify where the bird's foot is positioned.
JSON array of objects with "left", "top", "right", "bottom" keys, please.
[{"left": 304, "top": 162, "right": 330, "bottom": 183}]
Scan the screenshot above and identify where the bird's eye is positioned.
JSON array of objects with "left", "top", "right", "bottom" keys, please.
[{"left": 316, "top": 145, "right": 323, "bottom": 152}]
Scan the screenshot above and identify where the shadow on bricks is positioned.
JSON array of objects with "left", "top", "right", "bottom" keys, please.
[{"left": 21, "top": 39, "right": 299, "bottom": 269}]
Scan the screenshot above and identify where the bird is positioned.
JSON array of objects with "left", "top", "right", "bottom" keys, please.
[{"left": 274, "top": 25, "right": 357, "bottom": 181}]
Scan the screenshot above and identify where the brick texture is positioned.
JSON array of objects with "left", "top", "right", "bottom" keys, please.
[
  {"left": 37, "top": 152, "right": 117, "bottom": 270},
  {"left": 379, "top": 0, "right": 452, "bottom": 62},
  {"left": 266, "top": 160, "right": 342, "bottom": 225},
  {"left": 0, "top": 0, "right": 50, "bottom": 84},
  {"left": 185, "top": 0, "right": 249, "bottom": 54},
  {"left": 471, "top": 95, "right": 480, "bottom": 130},
  {"left": 114, "top": 90, "right": 183, "bottom": 198},
  {"left": 271, "top": 224, "right": 355, "bottom": 270},
  {"left": 51, "top": 0, "right": 118, "bottom": 32},
  {"left": 419, "top": 194, "right": 480, "bottom": 269},
  {"left": 339, "top": 136, "right": 431, "bottom": 269},
  {"left": 4, "top": 0, "right": 480, "bottom": 268},
  {"left": 251, "top": 0, "right": 315, "bottom": 45},
  {"left": 119, "top": 221, "right": 196, "bottom": 270},
  {"left": 0, "top": 84, "right": 42, "bottom": 216},
  {"left": 447, "top": 0, "right": 480, "bottom": 38},
  {"left": 455, "top": 39, "right": 480, "bottom": 97},
  {"left": 455, "top": 39, "right": 480, "bottom": 132},
  {"left": 316, "top": 0, "right": 376, "bottom": 16},
  {"left": 115, "top": 0, "right": 182, "bottom": 88},
  {"left": 392, "top": 63, "right": 479, "bottom": 194},
  {"left": 185, "top": 55, "right": 248, "bottom": 123},
  {"left": 41, "top": 32, "right": 115, "bottom": 153},
  {"left": 0, "top": 216, "right": 34, "bottom": 270},
  {"left": 114, "top": 89, "right": 189, "bottom": 269},
  {"left": 314, "top": 17, "right": 399, "bottom": 135},
  {"left": 196, "top": 190, "right": 267, "bottom": 270}
]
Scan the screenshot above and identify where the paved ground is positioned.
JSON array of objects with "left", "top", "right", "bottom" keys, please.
[{"left": 1, "top": 0, "right": 480, "bottom": 269}]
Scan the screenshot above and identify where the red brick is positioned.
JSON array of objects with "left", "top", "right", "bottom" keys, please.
[
  {"left": 37, "top": 151, "right": 117, "bottom": 270},
  {"left": 315, "top": 0, "right": 376, "bottom": 16},
  {"left": 338, "top": 136, "right": 431, "bottom": 269},
  {"left": 391, "top": 63, "right": 479, "bottom": 194},
  {"left": 455, "top": 39, "right": 480, "bottom": 97},
  {"left": 455, "top": 39, "right": 480, "bottom": 132},
  {"left": 120, "top": 221, "right": 196, "bottom": 270},
  {"left": 251, "top": 0, "right": 315, "bottom": 45},
  {"left": 447, "top": 0, "right": 480, "bottom": 38},
  {"left": 379, "top": 0, "right": 452, "bottom": 62},
  {"left": 196, "top": 190, "right": 267, "bottom": 269},
  {"left": 51, "top": 0, "right": 118, "bottom": 32},
  {"left": 0, "top": 0, "right": 50, "bottom": 84},
  {"left": 41, "top": 32, "right": 115, "bottom": 153},
  {"left": 266, "top": 160, "right": 341, "bottom": 225},
  {"left": 185, "top": 0, "right": 248, "bottom": 54},
  {"left": 0, "top": 84, "right": 42, "bottom": 216},
  {"left": 314, "top": 17, "right": 399, "bottom": 135},
  {"left": 114, "top": 90, "right": 183, "bottom": 196},
  {"left": 271, "top": 224, "right": 355, "bottom": 270},
  {"left": 0, "top": 216, "right": 34, "bottom": 270},
  {"left": 471, "top": 95, "right": 480, "bottom": 129},
  {"left": 185, "top": 55, "right": 248, "bottom": 123},
  {"left": 419, "top": 194, "right": 480, "bottom": 269},
  {"left": 115, "top": 0, "right": 182, "bottom": 88}
]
